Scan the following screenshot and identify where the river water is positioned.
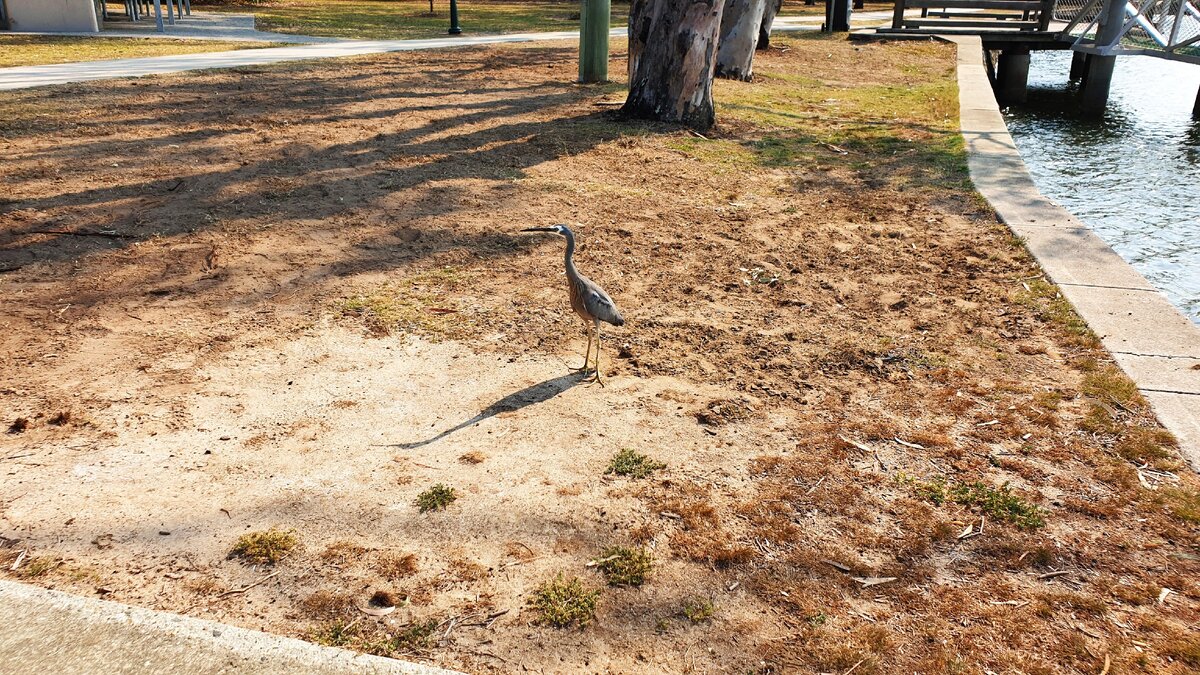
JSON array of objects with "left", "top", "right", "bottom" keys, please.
[{"left": 1003, "top": 51, "right": 1200, "bottom": 324}]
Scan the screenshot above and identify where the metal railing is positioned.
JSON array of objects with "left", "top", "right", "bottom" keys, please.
[{"left": 1060, "top": 0, "right": 1200, "bottom": 62}]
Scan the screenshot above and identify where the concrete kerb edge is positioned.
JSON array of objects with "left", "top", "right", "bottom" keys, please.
[
  {"left": 0, "top": 579, "right": 463, "bottom": 674},
  {"left": 942, "top": 34, "right": 1200, "bottom": 467}
]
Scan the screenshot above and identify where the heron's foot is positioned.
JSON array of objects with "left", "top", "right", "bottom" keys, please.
[{"left": 587, "top": 371, "right": 605, "bottom": 387}]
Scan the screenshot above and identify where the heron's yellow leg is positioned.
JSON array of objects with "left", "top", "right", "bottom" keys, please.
[
  {"left": 592, "top": 322, "right": 605, "bottom": 387},
  {"left": 578, "top": 324, "right": 593, "bottom": 372}
]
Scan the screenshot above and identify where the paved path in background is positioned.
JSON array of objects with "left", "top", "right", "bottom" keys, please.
[
  {"left": 0, "top": 580, "right": 462, "bottom": 675},
  {"left": 944, "top": 34, "right": 1200, "bottom": 465},
  {"left": 0, "top": 11, "right": 903, "bottom": 92},
  {"left": 3, "top": 12, "right": 337, "bottom": 43}
]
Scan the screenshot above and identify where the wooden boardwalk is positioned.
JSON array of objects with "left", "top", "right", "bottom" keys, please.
[{"left": 880, "top": 0, "right": 1073, "bottom": 49}]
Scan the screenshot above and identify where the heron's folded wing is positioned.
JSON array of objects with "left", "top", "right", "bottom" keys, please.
[{"left": 585, "top": 288, "right": 624, "bottom": 325}]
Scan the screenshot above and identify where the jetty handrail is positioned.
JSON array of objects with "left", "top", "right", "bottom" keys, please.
[{"left": 1061, "top": 0, "right": 1200, "bottom": 63}]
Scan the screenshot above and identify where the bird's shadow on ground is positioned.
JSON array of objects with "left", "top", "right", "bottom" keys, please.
[{"left": 389, "top": 370, "right": 587, "bottom": 449}]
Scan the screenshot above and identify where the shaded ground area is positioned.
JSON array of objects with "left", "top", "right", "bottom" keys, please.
[
  {"left": 1, "top": 35, "right": 1198, "bottom": 674},
  {"left": 0, "top": 35, "right": 278, "bottom": 68}
]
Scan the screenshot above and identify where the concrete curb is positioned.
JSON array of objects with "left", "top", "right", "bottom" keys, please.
[
  {"left": 0, "top": 580, "right": 463, "bottom": 674},
  {"left": 947, "top": 35, "right": 1200, "bottom": 467}
]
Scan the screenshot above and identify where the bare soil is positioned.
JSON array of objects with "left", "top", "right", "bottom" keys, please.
[{"left": 2, "top": 36, "right": 1198, "bottom": 674}]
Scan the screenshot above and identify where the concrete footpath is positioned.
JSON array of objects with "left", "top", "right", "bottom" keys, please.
[
  {"left": 948, "top": 35, "right": 1200, "bottom": 465},
  {"left": 0, "top": 580, "right": 461, "bottom": 674}
]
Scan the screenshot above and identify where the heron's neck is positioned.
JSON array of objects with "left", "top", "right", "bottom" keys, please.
[{"left": 563, "top": 231, "right": 578, "bottom": 277}]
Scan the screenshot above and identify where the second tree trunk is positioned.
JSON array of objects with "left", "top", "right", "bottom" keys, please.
[
  {"left": 715, "top": 0, "right": 767, "bottom": 81},
  {"left": 758, "top": 0, "right": 782, "bottom": 50}
]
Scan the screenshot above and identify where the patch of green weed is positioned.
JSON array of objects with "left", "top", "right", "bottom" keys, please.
[
  {"left": 416, "top": 484, "right": 457, "bottom": 512},
  {"left": 907, "top": 477, "right": 1044, "bottom": 529},
  {"left": 529, "top": 574, "right": 600, "bottom": 628},
  {"left": 593, "top": 546, "right": 653, "bottom": 586},
  {"left": 231, "top": 528, "right": 298, "bottom": 564},
  {"left": 605, "top": 448, "right": 665, "bottom": 478},
  {"left": 682, "top": 596, "right": 715, "bottom": 623}
]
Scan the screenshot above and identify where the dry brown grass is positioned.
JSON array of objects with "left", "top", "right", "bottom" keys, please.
[{"left": 374, "top": 552, "right": 419, "bottom": 579}]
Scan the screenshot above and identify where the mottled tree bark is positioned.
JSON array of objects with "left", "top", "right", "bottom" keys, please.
[
  {"left": 715, "top": 0, "right": 766, "bottom": 80},
  {"left": 758, "top": 0, "right": 782, "bottom": 50},
  {"left": 622, "top": 0, "right": 725, "bottom": 130}
]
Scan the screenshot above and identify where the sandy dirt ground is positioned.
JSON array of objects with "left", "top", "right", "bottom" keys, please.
[{"left": 2, "top": 36, "right": 1199, "bottom": 674}]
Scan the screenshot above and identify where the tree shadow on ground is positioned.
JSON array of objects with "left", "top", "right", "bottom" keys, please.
[{"left": 0, "top": 44, "right": 640, "bottom": 311}]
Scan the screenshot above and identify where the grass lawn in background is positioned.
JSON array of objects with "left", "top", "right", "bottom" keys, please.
[{"left": 0, "top": 35, "right": 277, "bottom": 68}]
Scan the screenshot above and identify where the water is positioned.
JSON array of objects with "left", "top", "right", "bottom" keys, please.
[{"left": 1003, "top": 51, "right": 1200, "bottom": 324}]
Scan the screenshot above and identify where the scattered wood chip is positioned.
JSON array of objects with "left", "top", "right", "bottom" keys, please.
[
  {"left": 893, "top": 437, "right": 925, "bottom": 449},
  {"left": 1157, "top": 587, "right": 1174, "bottom": 604},
  {"left": 989, "top": 600, "right": 1029, "bottom": 608},
  {"left": 853, "top": 576, "right": 897, "bottom": 588},
  {"left": 976, "top": 419, "right": 999, "bottom": 427},
  {"left": 1099, "top": 653, "right": 1111, "bottom": 675},
  {"left": 10, "top": 549, "right": 26, "bottom": 571},
  {"left": 586, "top": 554, "right": 619, "bottom": 568},
  {"left": 822, "top": 559, "right": 851, "bottom": 573},
  {"left": 839, "top": 435, "right": 872, "bottom": 453},
  {"left": 1038, "top": 570, "right": 1071, "bottom": 581},
  {"left": 361, "top": 605, "right": 396, "bottom": 617},
  {"left": 805, "top": 475, "right": 827, "bottom": 495}
]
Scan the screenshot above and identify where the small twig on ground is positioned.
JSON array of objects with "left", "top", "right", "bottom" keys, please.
[
  {"left": 27, "top": 229, "right": 129, "bottom": 238},
  {"left": 1099, "top": 653, "right": 1111, "bottom": 675},
  {"left": 217, "top": 570, "right": 280, "bottom": 598},
  {"left": 11, "top": 549, "right": 27, "bottom": 571},
  {"left": 806, "top": 475, "right": 827, "bottom": 495},
  {"left": 1038, "top": 571, "right": 1071, "bottom": 581},
  {"left": 586, "top": 554, "right": 620, "bottom": 568},
  {"left": 843, "top": 657, "right": 867, "bottom": 675},
  {"left": 3, "top": 453, "right": 35, "bottom": 461},
  {"left": 500, "top": 556, "right": 540, "bottom": 569},
  {"left": 822, "top": 559, "right": 851, "bottom": 573}
]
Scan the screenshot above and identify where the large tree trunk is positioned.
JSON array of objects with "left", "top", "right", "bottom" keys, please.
[
  {"left": 715, "top": 0, "right": 766, "bottom": 80},
  {"left": 758, "top": 0, "right": 782, "bottom": 50},
  {"left": 622, "top": 0, "right": 725, "bottom": 130}
]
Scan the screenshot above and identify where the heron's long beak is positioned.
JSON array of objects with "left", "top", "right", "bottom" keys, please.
[{"left": 521, "top": 227, "right": 557, "bottom": 232}]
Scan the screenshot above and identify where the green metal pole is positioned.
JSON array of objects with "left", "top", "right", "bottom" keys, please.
[
  {"left": 448, "top": 0, "right": 462, "bottom": 34},
  {"left": 578, "top": 0, "right": 610, "bottom": 83}
]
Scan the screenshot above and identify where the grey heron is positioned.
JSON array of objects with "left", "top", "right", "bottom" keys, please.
[{"left": 521, "top": 224, "right": 625, "bottom": 385}]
